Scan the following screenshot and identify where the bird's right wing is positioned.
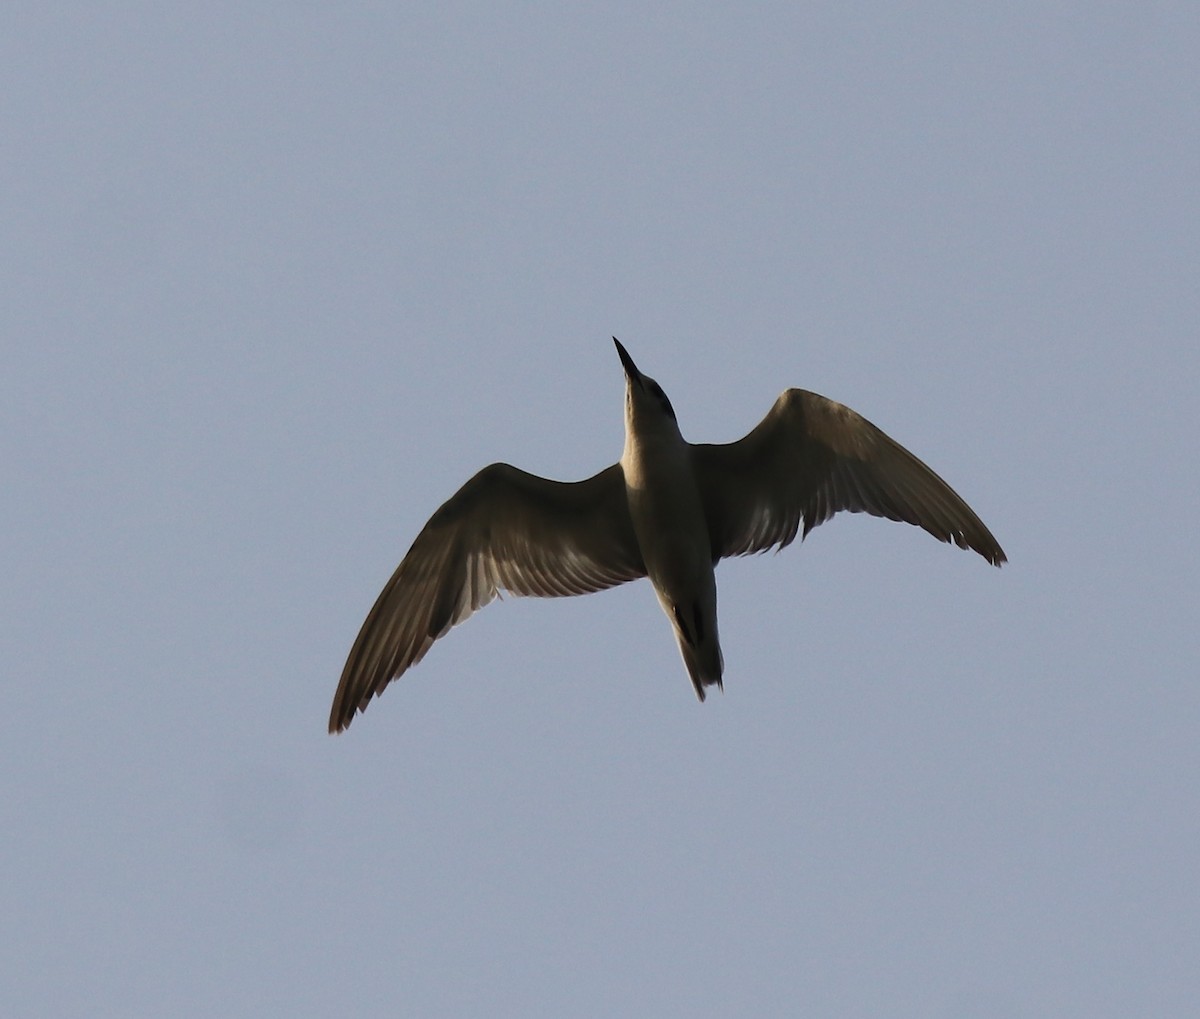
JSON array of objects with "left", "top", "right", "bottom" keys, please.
[
  {"left": 693, "top": 389, "right": 1006, "bottom": 565},
  {"left": 330, "top": 462, "right": 643, "bottom": 731}
]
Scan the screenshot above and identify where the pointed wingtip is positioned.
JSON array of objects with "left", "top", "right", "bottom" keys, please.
[
  {"left": 328, "top": 693, "right": 359, "bottom": 733},
  {"left": 970, "top": 532, "right": 1007, "bottom": 568}
]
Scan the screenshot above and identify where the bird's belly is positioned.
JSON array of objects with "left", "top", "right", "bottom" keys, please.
[
  {"left": 627, "top": 490, "right": 712, "bottom": 592},
  {"left": 632, "top": 498, "right": 720, "bottom": 683}
]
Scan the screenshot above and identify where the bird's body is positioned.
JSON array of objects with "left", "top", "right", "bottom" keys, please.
[
  {"left": 329, "top": 339, "right": 1004, "bottom": 732},
  {"left": 617, "top": 349, "right": 724, "bottom": 699}
]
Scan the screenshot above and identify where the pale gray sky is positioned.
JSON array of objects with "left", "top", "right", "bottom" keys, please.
[{"left": 3, "top": 4, "right": 1197, "bottom": 1016}]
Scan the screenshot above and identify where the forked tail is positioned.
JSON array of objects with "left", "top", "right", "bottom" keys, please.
[{"left": 671, "top": 599, "right": 724, "bottom": 701}]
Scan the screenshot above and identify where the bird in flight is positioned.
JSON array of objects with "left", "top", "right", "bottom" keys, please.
[{"left": 330, "top": 339, "right": 1004, "bottom": 732}]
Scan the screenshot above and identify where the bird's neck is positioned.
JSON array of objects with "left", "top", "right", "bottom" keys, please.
[{"left": 621, "top": 416, "right": 690, "bottom": 491}]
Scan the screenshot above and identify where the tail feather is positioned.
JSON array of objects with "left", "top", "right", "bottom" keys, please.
[
  {"left": 659, "top": 591, "right": 723, "bottom": 701},
  {"left": 677, "top": 625, "right": 724, "bottom": 701}
]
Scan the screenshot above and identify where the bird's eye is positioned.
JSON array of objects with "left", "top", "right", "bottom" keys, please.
[{"left": 649, "top": 384, "right": 676, "bottom": 421}]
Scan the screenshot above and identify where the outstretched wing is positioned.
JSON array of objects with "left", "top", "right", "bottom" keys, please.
[
  {"left": 330, "top": 462, "right": 644, "bottom": 731},
  {"left": 692, "top": 389, "right": 1005, "bottom": 565}
]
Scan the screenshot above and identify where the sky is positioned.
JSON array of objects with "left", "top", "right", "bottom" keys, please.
[{"left": 3, "top": 3, "right": 1197, "bottom": 1016}]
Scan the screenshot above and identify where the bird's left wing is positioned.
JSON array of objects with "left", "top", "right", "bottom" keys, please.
[
  {"left": 692, "top": 388, "right": 1006, "bottom": 566},
  {"left": 330, "top": 462, "right": 643, "bottom": 731}
]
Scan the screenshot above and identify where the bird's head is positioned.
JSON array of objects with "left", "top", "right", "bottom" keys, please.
[{"left": 613, "top": 337, "right": 678, "bottom": 435}]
